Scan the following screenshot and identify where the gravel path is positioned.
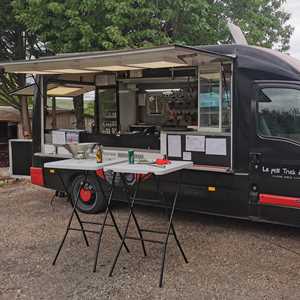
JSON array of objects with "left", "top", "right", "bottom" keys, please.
[{"left": 1, "top": 181, "right": 300, "bottom": 299}]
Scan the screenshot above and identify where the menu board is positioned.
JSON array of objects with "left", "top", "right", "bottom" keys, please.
[{"left": 165, "top": 133, "right": 230, "bottom": 166}]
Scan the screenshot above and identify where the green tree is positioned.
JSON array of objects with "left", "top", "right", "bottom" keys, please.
[
  {"left": 10, "top": 0, "right": 292, "bottom": 133},
  {"left": 212, "top": 0, "right": 293, "bottom": 51},
  {"left": 13, "top": 0, "right": 293, "bottom": 53},
  {"left": 0, "top": 0, "right": 47, "bottom": 137}
]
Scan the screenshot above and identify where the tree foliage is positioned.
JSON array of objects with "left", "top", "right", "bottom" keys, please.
[
  {"left": 0, "top": 0, "right": 293, "bottom": 136},
  {"left": 0, "top": 0, "right": 24, "bottom": 110},
  {"left": 13, "top": 0, "right": 293, "bottom": 53},
  {"left": 0, "top": 0, "right": 49, "bottom": 136}
]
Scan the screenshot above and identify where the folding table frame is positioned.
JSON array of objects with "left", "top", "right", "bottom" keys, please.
[
  {"left": 107, "top": 170, "right": 188, "bottom": 287},
  {"left": 51, "top": 169, "right": 130, "bottom": 272}
]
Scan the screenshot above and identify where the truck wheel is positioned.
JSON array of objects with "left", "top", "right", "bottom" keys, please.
[{"left": 70, "top": 174, "right": 107, "bottom": 214}]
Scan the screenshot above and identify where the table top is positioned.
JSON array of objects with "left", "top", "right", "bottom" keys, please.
[
  {"left": 103, "top": 160, "right": 193, "bottom": 175},
  {"left": 44, "top": 158, "right": 126, "bottom": 171}
]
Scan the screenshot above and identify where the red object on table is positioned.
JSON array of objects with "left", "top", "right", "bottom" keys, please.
[{"left": 155, "top": 159, "right": 171, "bottom": 165}]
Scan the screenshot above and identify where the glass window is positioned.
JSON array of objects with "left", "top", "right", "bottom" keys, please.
[
  {"left": 199, "top": 72, "right": 220, "bottom": 128},
  {"left": 257, "top": 87, "right": 300, "bottom": 143},
  {"left": 199, "top": 64, "right": 232, "bottom": 132},
  {"left": 98, "top": 88, "right": 117, "bottom": 134}
]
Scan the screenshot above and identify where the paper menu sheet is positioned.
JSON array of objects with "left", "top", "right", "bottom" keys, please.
[
  {"left": 186, "top": 135, "right": 205, "bottom": 152},
  {"left": 205, "top": 138, "right": 227, "bottom": 156},
  {"left": 52, "top": 131, "right": 66, "bottom": 145},
  {"left": 167, "top": 135, "right": 182, "bottom": 158}
]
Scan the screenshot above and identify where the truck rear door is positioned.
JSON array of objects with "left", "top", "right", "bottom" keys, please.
[{"left": 249, "top": 81, "right": 300, "bottom": 226}]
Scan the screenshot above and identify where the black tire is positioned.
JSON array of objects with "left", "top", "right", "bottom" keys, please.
[{"left": 70, "top": 174, "right": 107, "bottom": 214}]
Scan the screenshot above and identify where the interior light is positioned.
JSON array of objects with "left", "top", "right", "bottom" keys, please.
[
  {"left": 47, "top": 86, "right": 83, "bottom": 96},
  {"left": 200, "top": 73, "right": 220, "bottom": 80},
  {"left": 128, "top": 61, "right": 187, "bottom": 69},
  {"left": 145, "top": 88, "right": 182, "bottom": 93},
  {"left": 45, "top": 69, "right": 96, "bottom": 74},
  {"left": 88, "top": 65, "right": 142, "bottom": 71}
]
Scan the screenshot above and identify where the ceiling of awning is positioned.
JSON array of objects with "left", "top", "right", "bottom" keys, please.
[
  {"left": 0, "top": 45, "right": 233, "bottom": 75},
  {"left": 10, "top": 83, "right": 94, "bottom": 97}
]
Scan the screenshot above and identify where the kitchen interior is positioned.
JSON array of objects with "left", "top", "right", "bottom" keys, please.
[
  {"left": 47, "top": 61, "right": 232, "bottom": 166},
  {"left": 94, "top": 62, "right": 231, "bottom": 137}
]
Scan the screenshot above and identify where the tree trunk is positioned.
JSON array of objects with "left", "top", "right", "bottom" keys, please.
[
  {"left": 20, "top": 95, "right": 31, "bottom": 138},
  {"left": 73, "top": 95, "right": 85, "bottom": 129},
  {"left": 15, "top": 29, "right": 32, "bottom": 138}
]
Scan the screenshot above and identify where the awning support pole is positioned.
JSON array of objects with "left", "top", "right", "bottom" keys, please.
[
  {"left": 32, "top": 75, "right": 46, "bottom": 155},
  {"left": 94, "top": 87, "right": 100, "bottom": 133},
  {"left": 116, "top": 79, "right": 120, "bottom": 132}
]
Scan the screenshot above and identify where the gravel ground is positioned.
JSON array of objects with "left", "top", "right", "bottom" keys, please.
[{"left": 1, "top": 181, "right": 300, "bottom": 300}]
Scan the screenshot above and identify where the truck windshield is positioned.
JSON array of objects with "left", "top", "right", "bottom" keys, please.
[{"left": 257, "top": 87, "right": 300, "bottom": 143}]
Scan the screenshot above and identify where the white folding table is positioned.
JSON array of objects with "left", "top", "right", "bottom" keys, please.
[
  {"left": 44, "top": 158, "right": 128, "bottom": 272},
  {"left": 103, "top": 160, "right": 193, "bottom": 287}
]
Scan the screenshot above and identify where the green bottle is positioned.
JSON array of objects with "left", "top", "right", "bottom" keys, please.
[{"left": 128, "top": 149, "right": 134, "bottom": 164}]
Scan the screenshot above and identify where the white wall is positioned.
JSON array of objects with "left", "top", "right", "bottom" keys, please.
[{"left": 119, "top": 90, "right": 136, "bottom": 132}]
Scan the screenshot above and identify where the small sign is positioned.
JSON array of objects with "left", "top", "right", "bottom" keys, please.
[{"left": 183, "top": 151, "right": 192, "bottom": 161}]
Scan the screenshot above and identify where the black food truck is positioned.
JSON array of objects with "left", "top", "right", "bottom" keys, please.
[{"left": 2, "top": 25, "right": 300, "bottom": 228}]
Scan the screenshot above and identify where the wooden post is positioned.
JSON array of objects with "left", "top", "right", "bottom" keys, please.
[
  {"left": 73, "top": 95, "right": 85, "bottom": 129},
  {"left": 51, "top": 96, "right": 57, "bottom": 129}
]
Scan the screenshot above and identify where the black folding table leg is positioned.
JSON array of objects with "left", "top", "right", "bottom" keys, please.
[
  {"left": 154, "top": 175, "right": 188, "bottom": 264},
  {"left": 109, "top": 172, "right": 145, "bottom": 277},
  {"left": 121, "top": 173, "right": 147, "bottom": 257},
  {"left": 93, "top": 173, "right": 115, "bottom": 272},
  {"left": 108, "top": 208, "right": 130, "bottom": 253},
  {"left": 170, "top": 223, "right": 188, "bottom": 263},
  {"left": 52, "top": 173, "right": 89, "bottom": 265},
  {"left": 49, "top": 192, "right": 56, "bottom": 208},
  {"left": 96, "top": 173, "right": 129, "bottom": 253},
  {"left": 52, "top": 183, "right": 82, "bottom": 265},
  {"left": 159, "top": 173, "right": 181, "bottom": 288},
  {"left": 62, "top": 172, "right": 89, "bottom": 246},
  {"left": 74, "top": 209, "right": 90, "bottom": 247},
  {"left": 93, "top": 173, "right": 130, "bottom": 272}
]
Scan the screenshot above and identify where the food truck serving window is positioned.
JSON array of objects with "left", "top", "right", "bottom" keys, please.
[
  {"left": 198, "top": 63, "right": 232, "bottom": 132},
  {"left": 257, "top": 87, "right": 300, "bottom": 143}
]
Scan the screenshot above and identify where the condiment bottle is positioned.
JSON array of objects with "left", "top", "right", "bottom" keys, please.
[{"left": 95, "top": 145, "right": 103, "bottom": 163}]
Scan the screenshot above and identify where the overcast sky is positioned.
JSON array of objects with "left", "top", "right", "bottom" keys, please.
[{"left": 285, "top": 0, "right": 300, "bottom": 59}]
